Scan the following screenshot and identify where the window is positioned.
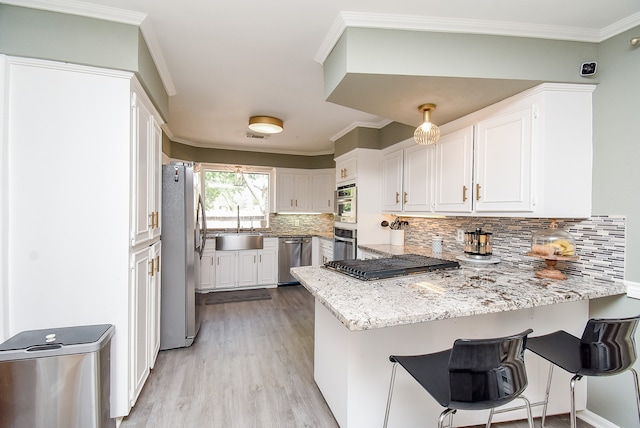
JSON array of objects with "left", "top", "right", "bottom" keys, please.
[{"left": 203, "top": 167, "right": 271, "bottom": 229}]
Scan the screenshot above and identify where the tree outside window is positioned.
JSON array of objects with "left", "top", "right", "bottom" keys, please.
[{"left": 203, "top": 168, "right": 270, "bottom": 229}]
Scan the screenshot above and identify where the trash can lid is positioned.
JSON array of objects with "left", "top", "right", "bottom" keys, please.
[{"left": 0, "top": 324, "right": 114, "bottom": 361}]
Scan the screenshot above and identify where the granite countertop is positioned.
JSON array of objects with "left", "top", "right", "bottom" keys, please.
[{"left": 291, "top": 247, "right": 626, "bottom": 332}]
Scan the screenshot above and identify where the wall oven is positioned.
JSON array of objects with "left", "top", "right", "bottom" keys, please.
[
  {"left": 335, "top": 183, "right": 356, "bottom": 224},
  {"left": 333, "top": 227, "right": 357, "bottom": 261}
]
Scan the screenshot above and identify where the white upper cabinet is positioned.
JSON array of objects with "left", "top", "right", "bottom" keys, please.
[
  {"left": 311, "top": 169, "right": 335, "bottom": 212},
  {"left": 474, "top": 105, "right": 533, "bottom": 212},
  {"left": 382, "top": 144, "right": 434, "bottom": 213},
  {"left": 434, "top": 83, "right": 594, "bottom": 218},
  {"left": 434, "top": 127, "right": 474, "bottom": 213},
  {"left": 336, "top": 156, "right": 357, "bottom": 184},
  {"left": 276, "top": 168, "right": 335, "bottom": 213},
  {"left": 131, "top": 81, "right": 162, "bottom": 246}
]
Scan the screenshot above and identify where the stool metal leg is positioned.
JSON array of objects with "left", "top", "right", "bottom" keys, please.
[
  {"left": 631, "top": 368, "right": 640, "bottom": 426},
  {"left": 569, "top": 375, "right": 583, "bottom": 428},
  {"left": 383, "top": 362, "right": 399, "bottom": 428},
  {"left": 438, "top": 408, "right": 456, "bottom": 428},
  {"left": 540, "top": 363, "right": 554, "bottom": 427}
]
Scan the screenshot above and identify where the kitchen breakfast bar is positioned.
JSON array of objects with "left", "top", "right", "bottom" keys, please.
[{"left": 290, "top": 248, "right": 626, "bottom": 428}]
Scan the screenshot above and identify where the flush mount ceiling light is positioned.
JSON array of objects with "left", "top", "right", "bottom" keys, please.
[
  {"left": 630, "top": 37, "right": 640, "bottom": 46},
  {"left": 248, "top": 116, "right": 283, "bottom": 134},
  {"left": 413, "top": 103, "right": 440, "bottom": 145}
]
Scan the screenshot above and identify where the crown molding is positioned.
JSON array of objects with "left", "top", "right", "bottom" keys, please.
[
  {"left": 315, "top": 11, "right": 640, "bottom": 64},
  {"left": 330, "top": 118, "right": 393, "bottom": 142},
  {"left": 3, "top": 0, "right": 176, "bottom": 96}
]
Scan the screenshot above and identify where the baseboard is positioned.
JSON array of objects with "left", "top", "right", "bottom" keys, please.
[{"left": 578, "top": 410, "right": 620, "bottom": 428}]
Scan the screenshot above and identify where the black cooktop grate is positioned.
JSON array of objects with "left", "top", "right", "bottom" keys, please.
[{"left": 324, "top": 254, "right": 460, "bottom": 281}]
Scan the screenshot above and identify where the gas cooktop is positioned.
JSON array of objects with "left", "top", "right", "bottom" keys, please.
[{"left": 324, "top": 254, "right": 460, "bottom": 281}]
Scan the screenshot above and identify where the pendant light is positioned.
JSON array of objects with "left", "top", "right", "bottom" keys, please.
[
  {"left": 248, "top": 116, "right": 284, "bottom": 134},
  {"left": 413, "top": 104, "right": 440, "bottom": 145}
]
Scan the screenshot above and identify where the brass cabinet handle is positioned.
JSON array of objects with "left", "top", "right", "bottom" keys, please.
[
  {"left": 462, "top": 185, "right": 468, "bottom": 202},
  {"left": 476, "top": 183, "right": 481, "bottom": 201},
  {"left": 395, "top": 192, "right": 400, "bottom": 204},
  {"left": 149, "top": 258, "right": 155, "bottom": 276},
  {"left": 156, "top": 255, "right": 160, "bottom": 273},
  {"left": 404, "top": 192, "right": 408, "bottom": 204}
]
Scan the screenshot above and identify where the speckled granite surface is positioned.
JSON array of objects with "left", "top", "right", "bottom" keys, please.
[{"left": 291, "top": 246, "right": 626, "bottom": 331}]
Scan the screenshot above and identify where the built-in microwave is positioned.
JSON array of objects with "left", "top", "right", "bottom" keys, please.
[{"left": 335, "top": 183, "right": 356, "bottom": 223}]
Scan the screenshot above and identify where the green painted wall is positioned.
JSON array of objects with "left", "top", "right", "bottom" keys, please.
[
  {"left": 0, "top": 4, "right": 168, "bottom": 119},
  {"left": 325, "top": 27, "right": 599, "bottom": 96},
  {"left": 169, "top": 142, "right": 335, "bottom": 169},
  {"left": 586, "top": 26, "right": 640, "bottom": 428}
]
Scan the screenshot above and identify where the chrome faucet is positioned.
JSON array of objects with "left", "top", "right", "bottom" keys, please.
[{"left": 237, "top": 205, "right": 240, "bottom": 233}]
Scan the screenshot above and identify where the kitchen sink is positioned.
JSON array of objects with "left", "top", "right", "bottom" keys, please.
[{"left": 214, "top": 232, "right": 264, "bottom": 251}]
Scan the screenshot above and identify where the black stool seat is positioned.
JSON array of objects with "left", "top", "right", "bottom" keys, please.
[
  {"left": 526, "top": 315, "right": 640, "bottom": 428},
  {"left": 383, "top": 329, "right": 535, "bottom": 428}
]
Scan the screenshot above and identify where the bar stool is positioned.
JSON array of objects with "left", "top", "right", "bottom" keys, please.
[
  {"left": 383, "top": 329, "right": 535, "bottom": 428},
  {"left": 526, "top": 315, "right": 640, "bottom": 428}
]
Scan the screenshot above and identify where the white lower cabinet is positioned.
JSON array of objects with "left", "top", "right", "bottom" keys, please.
[
  {"left": 148, "top": 241, "right": 161, "bottom": 369},
  {"left": 129, "top": 241, "right": 162, "bottom": 407},
  {"left": 258, "top": 239, "right": 278, "bottom": 285},
  {"left": 237, "top": 250, "right": 259, "bottom": 287},
  {"left": 202, "top": 237, "right": 278, "bottom": 290},
  {"left": 199, "top": 246, "right": 216, "bottom": 291},
  {"left": 319, "top": 239, "right": 334, "bottom": 264}
]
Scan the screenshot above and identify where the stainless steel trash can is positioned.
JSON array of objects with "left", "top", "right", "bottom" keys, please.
[{"left": 0, "top": 324, "right": 115, "bottom": 428}]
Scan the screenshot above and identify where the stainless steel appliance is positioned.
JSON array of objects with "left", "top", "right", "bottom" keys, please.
[
  {"left": 324, "top": 254, "right": 459, "bottom": 281},
  {"left": 333, "top": 227, "right": 357, "bottom": 260},
  {"left": 0, "top": 324, "right": 115, "bottom": 428},
  {"left": 278, "top": 237, "right": 312, "bottom": 285},
  {"left": 161, "top": 162, "right": 207, "bottom": 350},
  {"left": 335, "top": 183, "right": 357, "bottom": 223}
]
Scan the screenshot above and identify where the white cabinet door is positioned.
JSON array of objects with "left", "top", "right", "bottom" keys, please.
[
  {"left": 311, "top": 170, "right": 335, "bottom": 213},
  {"left": 149, "top": 241, "right": 161, "bottom": 369},
  {"left": 131, "top": 91, "right": 152, "bottom": 246},
  {"left": 150, "top": 118, "right": 162, "bottom": 240},
  {"left": 214, "top": 252, "right": 236, "bottom": 288},
  {"left": 403, "top": 144, "right": 434, "bottom": 212},
  {"left": 129, "top": 247, "right": 151, "bottom": 406},
  {"left": 276, "top": 171, "right": 310, "bottom": 212},
  {"left": 474, "top": 105, "right": 533, "bottom": 212},
  {"left": 199, "top": 248, "right": 216, "bottom": 291},
  {"left": 381, "top": 150, "right": 403, "bottom": 211},
  {"left": 435, "top": 126, "right": 474, "bottom": 213},
  {"left": 257, "top": 248, "right": 278, "bottom": 285},
  {"left": 237, "top": 250, "right": 258, "bottom": 287},
  {"left": 336, "top": 157, "right": 357, "bottom": 183},
  {"left": 319, "top": 240, "right": 334, "bottom": 264}
]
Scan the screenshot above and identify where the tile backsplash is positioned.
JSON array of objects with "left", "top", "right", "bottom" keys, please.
[
  {"left": 402, "top": 215, "right": 625, "bottom": 283},
  {"left": 265, "top": 213, "right": 625, "bottom": 283},
  {"left": 269, "top": 213, "right": 334, "bottom": 236}
]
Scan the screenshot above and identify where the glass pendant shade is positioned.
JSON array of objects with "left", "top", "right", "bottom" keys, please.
[{"left": 414, "top": 103, "right": 440, "bottom": 145}]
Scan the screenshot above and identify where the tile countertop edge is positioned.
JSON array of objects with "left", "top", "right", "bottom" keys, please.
[{"left": 290, "top": 266, "right": 627, "bottom": 332}]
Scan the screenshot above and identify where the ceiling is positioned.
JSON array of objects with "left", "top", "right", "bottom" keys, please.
[{"left": 9, "top": 0, "right": 640, "bottom": 155}]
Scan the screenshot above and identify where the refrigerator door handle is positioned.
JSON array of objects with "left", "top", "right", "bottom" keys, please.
[{"left": 196, "top": 194, "right": 207, "bottom": 258}]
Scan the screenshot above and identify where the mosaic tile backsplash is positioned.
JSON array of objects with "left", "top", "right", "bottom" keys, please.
[
  {"left": 266, "top": 213, "right": 625, "bottom": 283},
  {"left": 269, "top": 213, "right": 334, "bottom": 236},
  {"left": 402, "top": 215, "right": 625, "bottom": 283}
]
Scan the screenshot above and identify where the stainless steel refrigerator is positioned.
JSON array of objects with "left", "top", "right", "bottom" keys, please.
[{"left": 160, "top": 162, "right": 207, "bottom": 350}]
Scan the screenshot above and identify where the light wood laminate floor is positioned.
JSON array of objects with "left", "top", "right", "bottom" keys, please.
[{"left": 120, "top": 285, "right": 593, "bottom": 428}]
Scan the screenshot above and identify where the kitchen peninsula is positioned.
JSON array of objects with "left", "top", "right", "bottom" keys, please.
[{"left": 291, "top": 250, "right": 626, "bottom": 428}]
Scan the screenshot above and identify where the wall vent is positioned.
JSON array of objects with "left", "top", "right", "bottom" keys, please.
[{"left": 245, "top": 132, "right": 269, "bottom": 139}]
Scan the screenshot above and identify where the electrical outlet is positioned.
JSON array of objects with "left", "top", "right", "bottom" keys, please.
[
  {"left": 294, "top": 219, "right": 300, "bottom": 227},
  {"left": 456, "top": 229, "right": 464, "bottom": 242}
]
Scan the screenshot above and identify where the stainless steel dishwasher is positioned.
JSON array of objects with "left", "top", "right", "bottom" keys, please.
[{"left": 278, "top": 237, "right": 312, "bottom": 285}]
